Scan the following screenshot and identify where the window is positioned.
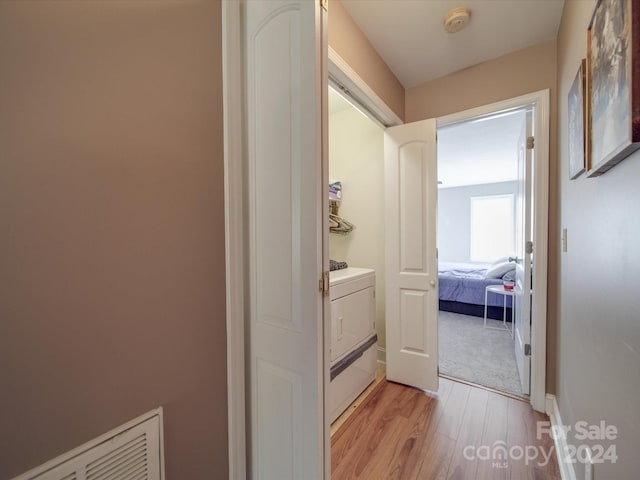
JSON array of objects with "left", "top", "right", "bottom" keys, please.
[{"left": 470, "top": 194, "right": 515, "bottom": 262}]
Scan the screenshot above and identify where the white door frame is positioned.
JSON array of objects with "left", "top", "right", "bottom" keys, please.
[
  {"left": 222, "top": 1, "right": 246, "bottom": 478},
  {"left": 437, "top": 91, "right": 550, "bottom": 412},
  {"left": 223, "top": 0, "right": 549, "bottom": 473}
]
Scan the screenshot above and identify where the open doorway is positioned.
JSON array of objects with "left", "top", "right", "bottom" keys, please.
[{"left": 436, "top": 108, "right": 529, "bottom": 398}]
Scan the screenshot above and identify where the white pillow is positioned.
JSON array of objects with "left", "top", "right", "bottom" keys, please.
[
  {"left": 491, "top": 256, "right": 511, "bottom": 266},
  {"left": 485, "top": 262, "right": 515, "bottom": 279}
]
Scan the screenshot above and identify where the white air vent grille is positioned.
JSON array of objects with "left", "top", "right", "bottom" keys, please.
[
  {"left": 13, "top": 409, "right": 163, "bottom": 480},
  {"left": 86, "top": 434, "right": 148, "bottom": 480}
]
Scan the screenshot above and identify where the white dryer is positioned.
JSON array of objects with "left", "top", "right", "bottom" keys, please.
[{"left": 328, "top": 267, "right": 378, "bottom": 423}]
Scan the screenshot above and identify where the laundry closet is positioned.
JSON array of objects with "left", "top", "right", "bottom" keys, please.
[{"left": 327, "top": 86, "right": 386, "bottom": 424}]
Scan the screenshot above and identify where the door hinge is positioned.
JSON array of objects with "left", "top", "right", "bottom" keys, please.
[
  {"left": 320, "top": 0, "right": 328, "bottom": 11},
  {"left": 524, "top": 343, "right": 531, "bottom": 356},
  {"left": 526, "top": 241, "right": 534, "bottom": 254},
  {"left": 526, "top": 136, "right": 535, "bottom": 150},
  {"left": 320, "top": 270, "right": 330, "bottom": 297}
]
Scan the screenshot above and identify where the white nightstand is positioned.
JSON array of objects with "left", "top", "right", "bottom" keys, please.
[{"left": 484, "top": 284, "right": 516, "bottom": 337}]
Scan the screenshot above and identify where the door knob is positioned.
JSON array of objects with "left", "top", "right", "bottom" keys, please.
[{"left": 430, "top": 280, "right": 436, "bottom": 287}]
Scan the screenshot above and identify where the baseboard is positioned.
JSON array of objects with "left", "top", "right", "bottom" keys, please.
[
  {"left": 546, "top": 394, "right": 577, "bottom": 480},
  {"left": 377, "top": 346, "right": 386, "bottom": 364}
]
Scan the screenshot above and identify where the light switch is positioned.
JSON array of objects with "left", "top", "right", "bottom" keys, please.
[{"left": 562, "top": 228, "right": 568, "bottom": 252}]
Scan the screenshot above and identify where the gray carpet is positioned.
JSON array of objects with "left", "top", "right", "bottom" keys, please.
[{"left": 438, "top": 311, "right": 524, "bottom": 397}]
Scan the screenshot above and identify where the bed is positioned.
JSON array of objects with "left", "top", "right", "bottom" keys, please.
[{"left": 438, "top": 261, "right": 514, "bottom": 321}]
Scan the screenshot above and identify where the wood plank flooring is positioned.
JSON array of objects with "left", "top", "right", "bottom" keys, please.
[
  {"left": 331, "top": 377, "right": 561, "bottom": 480},
  {"left": 331, "top": 363, "right": 387, "bottom": 436}
]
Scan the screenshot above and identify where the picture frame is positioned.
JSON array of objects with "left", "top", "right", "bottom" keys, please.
[
  {"left": 568, "top": 59, "right": 587, "bottom": 179},
  {"left": 587, "top": 0, "right": 640, "bottom": 177}
]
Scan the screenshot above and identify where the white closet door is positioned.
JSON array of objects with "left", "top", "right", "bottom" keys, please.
[
  {"left": 244, "top": 1, "right": 327, "bottom": 478},
  {"left": 384, "top": 119, "right": 439, "bottom": 392}
]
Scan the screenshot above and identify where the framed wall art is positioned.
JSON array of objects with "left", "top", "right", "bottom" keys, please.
[
  {"left": 568, "top": 59, "right": 587, "bottom": 179},
  {"left": 587, "top": 0, "right": 640, "bottom": 176}
]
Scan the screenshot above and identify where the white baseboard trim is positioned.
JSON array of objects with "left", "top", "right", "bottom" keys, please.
[
  {"left": 546, "top": 394, "right": 576, "bottom": 480},
  {"left": 377, "top": 346, "right": 386, "bottom": 364}
]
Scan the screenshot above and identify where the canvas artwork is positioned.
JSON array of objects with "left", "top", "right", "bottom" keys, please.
[
  {"left": 568, "top": 59, "right": 586, "bottom": 179},
  {"left": 588, "top": 0, "right": 640, "bottom": 176}
]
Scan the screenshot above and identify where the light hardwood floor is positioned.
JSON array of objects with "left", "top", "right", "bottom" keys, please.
[
  {"left": 331, "top": 363, "right": 387, "bottom": 436},
  {"left": 331, "top": 377, "right": 561, "bottom": 480}
]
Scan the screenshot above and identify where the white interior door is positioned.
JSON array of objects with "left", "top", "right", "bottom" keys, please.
[
  {"left": 514, "top": 109, "right": 533, "bottom": 395},
  {"left": 384, "top": 119, "right": 439, "bottom": 392},
  {"left": 244, "top": 1, "right": 327, "bottom": 478}
]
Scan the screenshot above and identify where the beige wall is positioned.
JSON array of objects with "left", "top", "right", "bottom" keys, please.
[
  {"left": 557, "top": 1, "right": 640, "bottom": 478},
  {"left": 0, "top": 1, "right": 228, "bottom": 478},
  {"left": 329, "top": 106, "right": 386, "bottom": 356},
  {"left": 405, "top": 39, "right": 559, "bottom": 392},
  {"left": 328, "top": 0, "right": 405, "bottom": 121},
  {"left": 405, "top": 39, "right": 558, "bottom": 122}
]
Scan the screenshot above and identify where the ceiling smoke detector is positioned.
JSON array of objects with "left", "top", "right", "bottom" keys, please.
[{"left": 443, "top": 7, "right": 471, "bottom": 33}]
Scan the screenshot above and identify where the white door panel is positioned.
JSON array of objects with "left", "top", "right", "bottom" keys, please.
[
  {"left": 515, "top": 109, "right": 533, "bottom": 395},
  {"left": 244, "top": 1, "right": 326, "bottom": 478},
  {"left": 385, "top": 119, "right": 439, "bottom": 392}
]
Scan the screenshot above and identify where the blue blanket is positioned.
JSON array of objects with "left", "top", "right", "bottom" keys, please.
[{"left": 438, "top": 262, "right": 512, "bottom": 308}]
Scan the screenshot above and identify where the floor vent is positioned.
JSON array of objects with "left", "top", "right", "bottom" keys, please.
[{"left": 13, "top": 408, "right": 164, "bottom": 480}]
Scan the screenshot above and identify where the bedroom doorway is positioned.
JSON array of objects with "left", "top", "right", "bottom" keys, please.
[
  {"left": 436, "top": 105, "right": 538, "bottom": 398},
  {"left": 437, "top": 109, "right": 526, "bottom": 397}
]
